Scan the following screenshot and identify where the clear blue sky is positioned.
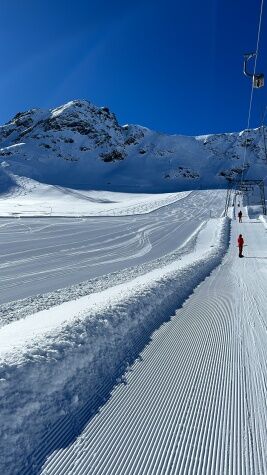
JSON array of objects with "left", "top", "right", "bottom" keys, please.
[{"left": 0, "top": 0, "right": 266, "bottom": 135}]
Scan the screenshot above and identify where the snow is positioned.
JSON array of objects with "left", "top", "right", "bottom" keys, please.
[
  {"left": 0, "top": 187, "right": 267, "bottom": 475},
  {"left": 0, "top": 217, "right": 228, "bottom": 359},
  {"left": 0, "top": 177, "right": 190, "bottom": 217},
  {"left": 41, "top": 211, "right": 267, "bottom": 475},
  {"left": 0, "top": 99, "right": 267, "bottom": 474},
  {"left": 0, "top": 215, "right": 229, "bottom": 475},
  {"left": 0, "top": 99, "right": 267, "bottom": 195},
  {"left": 0, "top": 189, "right": 225, "bottom": 305},
  {"left": 259, "top": 214, "right": 267, "bottom": 227}
]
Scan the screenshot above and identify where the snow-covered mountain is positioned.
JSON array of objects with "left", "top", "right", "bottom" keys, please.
[{"left": 0, "top": 99, "right": 266, "bottom": 194}]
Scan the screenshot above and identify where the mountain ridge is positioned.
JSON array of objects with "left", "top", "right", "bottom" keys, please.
[{"left": 0, "top": 99, "right": 266, "bottom": 193}]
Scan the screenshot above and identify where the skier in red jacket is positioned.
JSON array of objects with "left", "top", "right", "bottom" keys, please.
[{"left": 238, "top": 234, "right": 244, "bottom": 257}]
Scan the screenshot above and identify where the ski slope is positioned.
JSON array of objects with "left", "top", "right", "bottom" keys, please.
[
  {"left": 39, "top": 211, "right": 267, "bottom": 474},
  {"left": 1, "top": 191, "right": 267, "bottom": 475},
  {"left": 0, "top": 179, "right": 191, "bottom": 217},
  {"left": 0, "top": 190, "right": 224, "bottom": 305}
]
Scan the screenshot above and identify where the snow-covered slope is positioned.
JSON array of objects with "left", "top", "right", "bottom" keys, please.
[
  {"left": 0, "top": 99, "right": 266, "bottom": 195},
  {"left": 0, "top": 212, "right": 229, "bottom": 475},
  {"left": 41, "top": 215, "right": 267, "bottom": 475},
  {"left": 0, "top": 179, "right": 190, "bottom": 217}
]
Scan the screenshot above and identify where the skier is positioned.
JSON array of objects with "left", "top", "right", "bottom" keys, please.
[
  {"left": 238, "top": 210, "right": 242, "bottom": 223},
  {"left": 238, "top": 234, "right": 244, "bottom": 257}
]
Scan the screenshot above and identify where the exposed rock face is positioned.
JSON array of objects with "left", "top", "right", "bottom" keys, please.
[{"left": 0, "top": 99, "right": 266, "bottom": 192}]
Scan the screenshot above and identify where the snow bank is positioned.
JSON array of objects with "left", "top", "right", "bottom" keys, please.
[{"left": 0, "top": 218, "right": 230, "bottom": 474}]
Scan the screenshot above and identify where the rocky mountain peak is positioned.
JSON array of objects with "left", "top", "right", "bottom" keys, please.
[{"left": 0, "top": 99, "right": 266, "bottom": 193}]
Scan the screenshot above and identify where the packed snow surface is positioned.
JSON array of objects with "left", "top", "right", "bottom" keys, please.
[
  {"left": 0, "top": 177, "right": 190, "bottom": 217},
  {"left": 0, "top": 206, "right": 229, "bottom": 474},
  {"left": 1, "top": 98, "right": 267, "bottom": 474},
  {"left": 1, "top": 190, "right": 267, "bottom": 475},
  {"left": 41, "top": 210, "right": 267, "bottom": 475},
  {"left": 0, "top": 190, "right": 224, "bottom": 305}
]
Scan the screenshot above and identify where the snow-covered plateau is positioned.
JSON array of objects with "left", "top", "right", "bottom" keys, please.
[{"left": 0, "top": 100, "right": 267, "bottom": 474}]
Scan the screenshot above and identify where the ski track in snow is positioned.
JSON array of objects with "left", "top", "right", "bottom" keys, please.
[
  {"left": 0, "top": 220, "right": 204, "bottom": 327},
  {"left": 0, "top": 204, "right": 228, "bottom": 475},
  {"left": 2, "top": 192, "right": 267, "bottom": 475},
  {"left": 0, "top": 188, "right": 191, "bottom": 218},
  {"left": 0, "top": 189, "right": 224, "bottom": 310},
  {"left": 37, "top": 214, "right": 267, "bottom": 475}
]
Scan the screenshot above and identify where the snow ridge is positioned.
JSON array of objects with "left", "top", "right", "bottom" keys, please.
[
  {"left": 0, "top": 217, "right": 230, "bottom": 475},
  {"left": 0, "top": 99, "right": 267, "bottom": 194},
  {"left": 42, "top": 217, "right": 267, "bottom": 475}
]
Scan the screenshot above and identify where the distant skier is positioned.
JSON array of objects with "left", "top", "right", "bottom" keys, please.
[
  {"left": 238, "top": 234, "right": 244, "bottom": 257},
  {"left": 238, "top": 210, "right": 242, "bottom": 223}
]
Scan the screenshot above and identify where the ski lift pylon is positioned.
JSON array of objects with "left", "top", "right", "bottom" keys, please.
[{"left": 243, "top": 52, "right": 264, "bottom": 88}]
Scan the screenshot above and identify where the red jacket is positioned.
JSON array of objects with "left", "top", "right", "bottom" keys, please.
[{"left": 238, "top": 236, "right": 244, "bottom": 246}]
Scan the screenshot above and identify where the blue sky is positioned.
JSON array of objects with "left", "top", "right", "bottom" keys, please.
[{"left": 0, "top": 0, "right": 266, "bottom": 135}]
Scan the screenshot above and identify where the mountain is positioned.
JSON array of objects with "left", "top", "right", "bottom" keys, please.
[{"left": 0, "top": 99, "right": 266, "bottom": 194}]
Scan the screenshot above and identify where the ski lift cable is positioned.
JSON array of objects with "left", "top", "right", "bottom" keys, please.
[
  {"left": 241, "top": 0, "right": 264, "bottom": 185},
  {"left": 261, "top": 105, "right": 267, "bottom": 166},
  {"left": 259, "top": 105, "right": 267, "bottom": 182}
]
